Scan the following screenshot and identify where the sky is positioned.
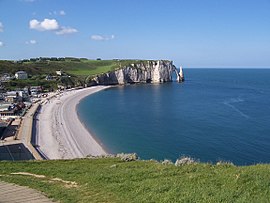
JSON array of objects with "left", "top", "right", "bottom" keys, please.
[{"left": 0, "top": 0, "right": 269, "bottom": 68}]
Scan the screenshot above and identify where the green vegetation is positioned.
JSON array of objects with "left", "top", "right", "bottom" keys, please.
[
  {"left": 5, "top": 78, "right": 58, "bottom": 90},
  {"left": 0, "top": 158, "right": 269, "bottom": 203},
  {"left": 66, "top": 60, "right": 119, "bottom": 76},
  {"left": 0, "top": 58, "right": 154, "bottom": 90},
  {"left": 0, "top": 58, "right": 152, "bottom": 77}
]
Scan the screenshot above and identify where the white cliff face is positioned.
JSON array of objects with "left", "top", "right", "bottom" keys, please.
[
  {"left": 152, "top": 60, "right": 161, "bottom": 83},
  {"left": 174, "top": 66, "right": 185, "bottom": 83},
  {"left": 115, "top": 68, "right": 125, "bottom": 84},
  {"left": 91, "top": 60, "right": 176, "bottom": 85}
]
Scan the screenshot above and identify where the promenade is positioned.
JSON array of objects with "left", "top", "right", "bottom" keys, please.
[
  {"left": 1, "top": 102, "right": 43, "bottom": 161},
  {"left": 16, "top": 102, "right": 43, "bottom": 160}
]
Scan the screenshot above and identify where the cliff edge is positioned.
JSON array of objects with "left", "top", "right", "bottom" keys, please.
[{"left": 89, "top": 60, "right": 177, "bottom": 85}]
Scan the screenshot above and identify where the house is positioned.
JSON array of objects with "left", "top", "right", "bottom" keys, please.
[
  {"left": 0, "top": 102, "right": 25, "bottom": 119},
  {"left": 5, "top": 92, "right": 19, "bottom": 103},
  {"left": 57, "top": 84, "right": 66, "bottom": 90},
  {"left": 0, "top": 108, "right": 18, "bottom": 118},
  {"left": 0, "top": 94, "right": 4, "bottom": 100},
  {"left": 0, "top": 103, "right": 13, "bottom": 112},
  {"left": 30, "top": 86, "right": 42, "bottom": 96},
  {"left": 15, "top": 71, "right": 28, "bottom": 80},
  {"left": 0, "top": 73, "right": 14, "bottom": 82},
  {"left": 45, "top": 74, "right": 53, "bottom": 81},
  {"left": 4, "top": 91, "right": 25, "bottom": 103},
  {"left": 0, "top": 103, "right": 18, "bottom": 118},
  {"left": 17, "top": 91, "right": 29, "bottom": 101},
  {"left": 56, "top": 70, "right": 63, "bottom": 76}
]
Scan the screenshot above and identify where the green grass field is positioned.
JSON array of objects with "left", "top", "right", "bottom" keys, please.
[
  {"left": 0, "top": 158, "right": 269, "bottom": 203},
  {"left": 66, "top": 60, "right": 119, "bottom": 76},
  {"left": 0, "top": 59, "right": 152, "bottom": 77}
]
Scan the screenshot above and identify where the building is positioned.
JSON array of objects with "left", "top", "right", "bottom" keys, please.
[
  {"left": 30, "top": 86, "right": 42, "bottom": 97},
  {"left": 15, "top": 71, "right": 28, "bottom": 80},
  {"left": 17, "top": 91, "right": 29, "bottom": 101},
  {"left": 4, "top": 91, "right": 21, "bottom": 103},
  {"left": 0, "top": 94, "right": 4, "bottom": 100},
  {"left": 0, "top": 103, "right": 18, "bottom": 118},
  {"left": 56, "top": 70, "right": 63, "bottom": 76},
  {"left": 0, "top": 109, "right": 18, "bottom": 119},
  {"left": 0, "top": 103, "right": 13, "bottom": 112},
  {"left": 0, "top": 73, "right": 14, "bottom": 82},
  {"left": 45, "top": 74, "right": 53, "bottom": 81},
  {"left": 57, "top": 84, "right": 65, "bottom": 90}
]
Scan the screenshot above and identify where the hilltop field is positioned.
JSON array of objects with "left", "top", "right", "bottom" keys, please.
[
  {"left": 0, "top": 158, "right": 269, "bottom": 203},
  {"left": 0, "top": 58, "right": 150, "bottom": 90}
]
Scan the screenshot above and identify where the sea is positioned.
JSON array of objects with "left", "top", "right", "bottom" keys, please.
[{"left": 77, "top": 69, "right": 270, "bottom": 165}]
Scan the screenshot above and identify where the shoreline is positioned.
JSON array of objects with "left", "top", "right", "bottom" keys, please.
[
  {"left": 36, "top": 86, "right": 111, "bottom": 159},
  {"left": 75, "top": 104, "right": 110, "bottom": 155}
]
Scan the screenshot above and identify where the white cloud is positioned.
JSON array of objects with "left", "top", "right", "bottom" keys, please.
[
  {"left": 0, "top": 22, "right": 3, "bottom": 32},
  {"left": 56, "top": 27, "right": 78, "bottom": 35},
  {"left": 29, "top": 18, "right": 77, "bottom": 35},
  {"left": 59, "top": 10, "right": 66, "bottom": 16},
  {"left": 49, "top": 10, "right": 66, "bottom": 16},
  {"left": 26, "top": 39, "right": 37, "bottom": 44},
  {"left": 29, "top": 18, "right": 59, "bottom": 31},
  {"left": 91, "top": 34, "right": 115, "bottom": 41},
  {"left": 0, "top": 41, "right": 4, "bottom": 47}
]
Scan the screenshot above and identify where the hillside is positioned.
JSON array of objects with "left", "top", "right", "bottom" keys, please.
[
  {"left": 0, "top": 58, "right": 155, "bottom": 90},
  {"left": 0, "top": 158, "right": 269, "bottom": 203}
]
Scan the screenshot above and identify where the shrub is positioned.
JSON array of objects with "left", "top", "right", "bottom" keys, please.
[
  {"left": 175, "top": 156, "right": 196, "bottom": 166},
  {"left": 216, "top": 160, "right": 234, "bottom": 166},
  {"left": 161, "top": 159, "right": 173, "bottom": 165},
  {"left": 117, "top": 153, "right": 138, "bottom": 162}
]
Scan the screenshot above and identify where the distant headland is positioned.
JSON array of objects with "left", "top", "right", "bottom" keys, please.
[{"left": 0, "top": 58, "right": 184, "bottom": 92}]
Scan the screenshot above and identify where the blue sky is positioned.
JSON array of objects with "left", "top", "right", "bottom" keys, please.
[{"left": 0, "top": 0, "right": 269, "bottom": 68}]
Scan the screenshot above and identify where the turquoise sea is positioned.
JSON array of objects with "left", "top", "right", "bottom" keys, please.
[{"left": 77, "top": 69, "right": 270, "bottom": 165}]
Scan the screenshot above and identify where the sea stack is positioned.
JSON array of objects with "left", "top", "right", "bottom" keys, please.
[
  {"left": 179, "top": 66, "right": 184, "bottom": 81},
  {"left": 177, "top": 66, "right": 185, "bottom": 82}
]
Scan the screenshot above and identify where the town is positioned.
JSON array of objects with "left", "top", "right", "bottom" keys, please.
[{"left": 0, "top": 67, "right": 73, "bottom": 160}]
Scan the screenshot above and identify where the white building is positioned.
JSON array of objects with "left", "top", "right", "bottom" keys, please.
[
  {"left": 0, "top": 103, "right": 13, "bottom": 112},
  {"left": 0, "top": 73, "right": 14, "bottom": 82},
  {"left": 56, "top": 70, "right": 63, "bottom": 76},
  {"left": 0, "top": 94, "right": 4, "bottom": 100},
  {"left": 15, "top": 71, "right": 28, "bottom": 80}
]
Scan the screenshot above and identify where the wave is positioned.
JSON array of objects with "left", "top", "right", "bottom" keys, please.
[{"left": 223, "top": 97, "right": 249, "bottom": 119}]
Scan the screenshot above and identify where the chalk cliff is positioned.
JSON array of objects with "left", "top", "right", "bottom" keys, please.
[{"left": 89, "top": 60, "right": 177, "bottom": 85}]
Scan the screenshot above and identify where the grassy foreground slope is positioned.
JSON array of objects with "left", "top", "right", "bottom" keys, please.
[{"left": 0, "top": 158, "right": 269, "bottom": 203}]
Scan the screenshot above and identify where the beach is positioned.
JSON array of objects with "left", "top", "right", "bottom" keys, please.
[{"left": 35, "top": 86, "right": 110, "bottom": 159}]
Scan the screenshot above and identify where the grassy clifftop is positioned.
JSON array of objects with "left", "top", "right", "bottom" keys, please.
[
  {"left": 0, "top": 59, "right": 154, "bottom": 77},
  {"left": 0, "top": 59, "right": 155, "bottom": 90},
  {"left": 0, "top": 158, "right": 269, "bottom": 203}
]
